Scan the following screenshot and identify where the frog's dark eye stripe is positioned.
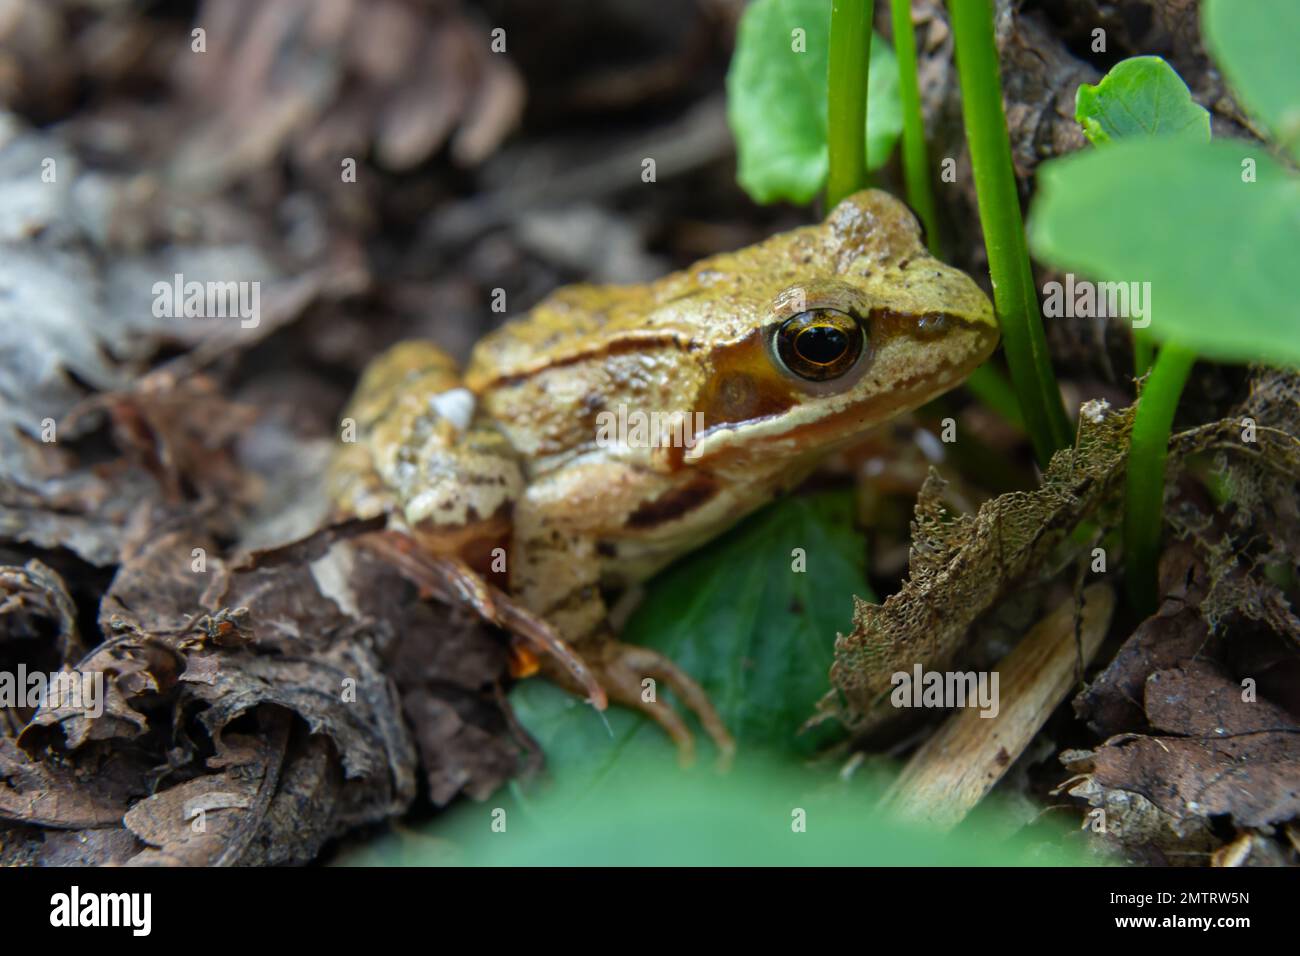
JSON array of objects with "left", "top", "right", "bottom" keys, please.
[{"left": 773, "top": 308, "right": 864, "bottom": 382}]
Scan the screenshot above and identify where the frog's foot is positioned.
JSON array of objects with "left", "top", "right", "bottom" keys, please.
[{"left": 550, "top": 638, "right": 736, "bottom": 769}]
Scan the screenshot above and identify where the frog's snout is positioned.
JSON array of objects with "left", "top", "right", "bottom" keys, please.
[{"left": 927, "top": 261, "right": 999, "bottom": 362}]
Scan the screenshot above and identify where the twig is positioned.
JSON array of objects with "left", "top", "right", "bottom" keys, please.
[{"left": 882, "top": 582, "right": 1115, "bottom": 829}]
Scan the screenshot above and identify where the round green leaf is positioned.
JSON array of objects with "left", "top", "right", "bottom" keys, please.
[
  {"left": 1203, "top": 0, "right": 1300, "bottom": 161},
  {"left": 1075, "top": 56, "right": 1209, "bottom": 146},
  {"left": 726, "top": 0, "right": 902, "bottom": 205},
  {"left": 1028, "top": 138, "right": 1300, "bottom": 366}
]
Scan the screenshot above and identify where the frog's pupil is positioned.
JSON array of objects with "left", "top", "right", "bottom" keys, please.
[
  {"left": 796, "top": 325, "right": 847, "bottom": 365},
  {"left": 773, "top": 308, "right": 864, "bottom": 384}
]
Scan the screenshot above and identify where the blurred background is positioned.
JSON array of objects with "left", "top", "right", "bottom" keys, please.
[{"left": 0, "top": 0, "right": 789, "bottom": 370}]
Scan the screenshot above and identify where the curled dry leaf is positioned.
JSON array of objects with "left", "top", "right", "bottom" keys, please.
[
  {"left": 384, "top": 601, "right": 529, "bottom": 805},
  {"left": 0, "top": 737, "right": 152, "bottom": 832},
  {"left": 1059, "top": 768, "right": 1221, "bottom": 867},
  {"left": 824, "top": 399, "right": 1133, "bottom": 732},
  {"left": 0, "top": 558, "right": 84, "bottom": 662},
  {"left": 121, "top": 721, "right": 295, "bottom": 867},
  {"left": 0, "top": 558, "right": 86, "bottom": 743}
]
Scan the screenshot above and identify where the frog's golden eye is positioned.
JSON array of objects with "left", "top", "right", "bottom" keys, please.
[{"left": 773, "top": 308, "right": 864, "bottom": 382}]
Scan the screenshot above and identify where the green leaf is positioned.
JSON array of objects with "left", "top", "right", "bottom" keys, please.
[
  {"left": 334, "top": 758, "right": 1091, "bottom": 866},
  {"left": 1027, "top": 137, "right": 1300, "bottom": 366},
  {"left": 510, "top": 491, "right": 872, "bottom": 801},
  {"left": 619, "top": 490, "right": 870, "bottom": 755},
  {"left": 1203, "top": 0, "right": 1300, "bottom": 161},
  {"left": 726, "top": 0, "right": 902, "bottom": 204},
  {"left": 1074, "top": 56, "right": 1209, "bottom": 146}
]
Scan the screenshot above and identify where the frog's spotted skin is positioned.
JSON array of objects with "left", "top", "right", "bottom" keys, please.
[
  {"left": 331, "top": 190, "right": 998, "bottom": 760},
  {"left": 331, "top": 341, "right": 523, "bottom": 571}
]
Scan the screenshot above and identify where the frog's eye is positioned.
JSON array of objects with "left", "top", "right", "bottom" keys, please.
[{"left": 773, "top": 308, "right": 864, "bottom": 382}]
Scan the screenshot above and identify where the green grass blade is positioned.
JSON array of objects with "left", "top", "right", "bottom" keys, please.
[
  {"left": 948, "top": 0, "right": 1073, "bottom": 466},
  {"left": 826, "top": 0, "right": 875, "bottom": 207},
  {"left": 889, "top": 0, "right": 941, "bottom": 254}
]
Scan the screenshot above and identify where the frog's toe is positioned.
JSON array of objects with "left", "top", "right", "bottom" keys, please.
[
  {"left": 602, "top": 662, "right": 698, "bottom": 767},
  {"left": 593, "top": 641, "right": 736, "bottom": 770}
]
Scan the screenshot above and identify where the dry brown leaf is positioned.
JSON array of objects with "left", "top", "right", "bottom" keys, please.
[
  {"left": 0, "top": 737, "right": 147, "bottom": 831},
  {"left": 1074, "top": 543, "right": 1221, "bottom": 737},
  {"left": 0, "top": 559, "right": 84, "bottom": 662},
  {"left": 824, "top": 399, "right": 1132, "bottom": 731}
]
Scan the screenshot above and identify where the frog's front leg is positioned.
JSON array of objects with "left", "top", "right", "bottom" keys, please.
[
  {"left": 329, "top": 342, "right": 604, "bottom": 702},
  {"left": 510, "top": 462, "right": 735, "bottom": 765}
]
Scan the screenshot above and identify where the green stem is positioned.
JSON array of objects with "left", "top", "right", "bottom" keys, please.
[
  {"left": 948, "top": 0, "right": 1073, "bottom": 467},
  {"left": 889, "top": 0, "right": 941, "bottom": 255},
  {"left": 1123, "top": 343, "right": 1196, "bottom": 615},
  {"left": 826, "top": 0, "right": 874, "bottom": 208},
  {"left": 1132, "top": 328, "right": 1154, "bottom": 379}
]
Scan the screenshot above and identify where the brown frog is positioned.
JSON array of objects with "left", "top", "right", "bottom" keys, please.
[{"left": 330, "top": 190, "right": 998, "bottom": 762}]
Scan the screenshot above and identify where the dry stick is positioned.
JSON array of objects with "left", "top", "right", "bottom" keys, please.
[{"left": 882, "top": 582, "right": 1115, "bottom": 830}]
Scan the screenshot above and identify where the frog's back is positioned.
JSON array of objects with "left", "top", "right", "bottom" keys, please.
[{"left": 465, "top": 190, "right": 928, "bottom": 392}]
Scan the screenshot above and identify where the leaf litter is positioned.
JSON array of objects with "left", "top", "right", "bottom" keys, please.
[
  {"left": 0, "top": 1, "right": 540, "bottom": 859},
  {"left": 825, "top": 365, "right": 1300, "bottom": 863}
]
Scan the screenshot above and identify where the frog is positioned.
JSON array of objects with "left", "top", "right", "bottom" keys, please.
[{"left": 329, "top": 189, "right": 998, "bottom": 763}]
